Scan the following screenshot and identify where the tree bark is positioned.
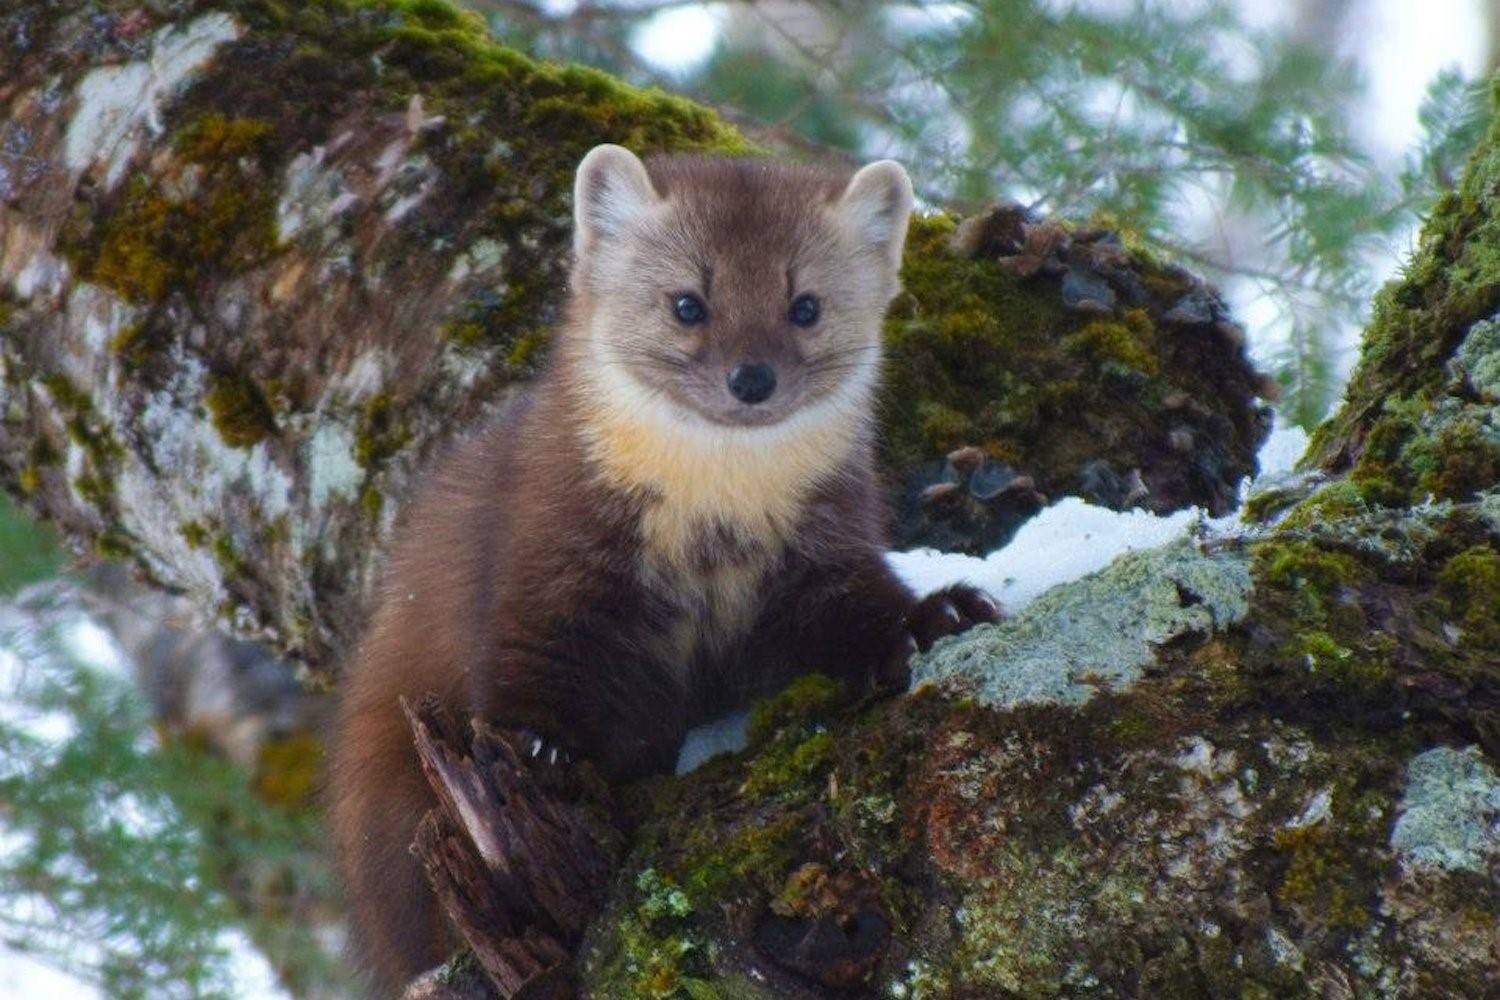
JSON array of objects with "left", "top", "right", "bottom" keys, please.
[
  {"left": 1, "top": 0, "right": 1269, "bottom": 681},
  {"left": 402, "top": 696, "right": 620, "bottom": 1000}
]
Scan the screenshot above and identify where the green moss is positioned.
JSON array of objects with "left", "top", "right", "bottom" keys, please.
[
  {"left": 741, "top": 731, "right": 833, "bottom": 799},
  {"left": 915, "top": 400, "right": 976, "bottom": 455},
  {"left": 1062, "top": 310, "right": 1160, "bottom": 375},
  {"left": 744, "top": 674, "right": 843, "bottom": 745},
  {"left": 1274, "top": 821, "right": 1370, "bottom": 929},
  {"left": 1288, "top": 629, "right": 1395, "bottom": 690},
  {"left": 107, "top": 321, "right": 152, "bottom": 369},
  {"left": 93, "top": 527, "right": 135, "bottom": 561},
  {"left": 879, "top": 212, "right": 1263, "bottom": 528},
  {"left": 173, "top": 112, "right": 276, "bottom": 166},
  {"left": 63, "top": 113, "right": 281, "bottom": 305},
  {"left": 677, "top": 813, "right": 804, "bottom": 902},
  {"left": 40, "top": 373, "right": 94, "bottom": 414},
  {"left": 440, "top": 282, "right": 557, "bottom": 365},
  {"left": 1276, "top": 481, "right": 1369, "bottom": 532},
  {"left": 353, "top": 393, "right": 411, "bottom": 468},
  {"left": 205, "top": 375, "right": 277, "bottom": 448},
  {"left": 38, "top": 375, "right": 125, "bottom": 514},
  {"left": 1407, "top": 415, "right": 1500, "bottom": 501},
  {"left": 359, "top": 484, "right": 385, "bottom": 522},
  {"left": 1254, "top": 540, "right": 1371, "bottom": 606},
  {"left": 179, "top": 521, "right": 209, "bottom": 549},
  {"left": 591, "top": 868, "right": 717, "bottom": 999},
  {"left": 213, "top": 535, "right": 246, "bottom": 579},
  {"left": 505, "top": 329, "right": 551, "bottom": 371},
  {"left": 16, "top": 465, "right": 41, "bottom": 496},
  {"left": 1272, "top": 779, "right": 1394, "bottom": 933},
  {"left": 73, "top": 472, "right": 114, "bottom": 509},
  {"left": 1437, "top": 544, "right": 1500, "bottom": 649},
  {"left": 1241, "top": 478, "right": 1321, "bottom": 525},
  {"left": 1309, "top": 81, "right": 1500, "bottom": 478}
]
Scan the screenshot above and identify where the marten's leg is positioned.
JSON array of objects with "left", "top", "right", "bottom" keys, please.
[
  {"left": 763, "top": 553, "right": 1002, "bottom": 693},
  {"left": 469, "top": 638, "right": 689, "bottom": 782}
]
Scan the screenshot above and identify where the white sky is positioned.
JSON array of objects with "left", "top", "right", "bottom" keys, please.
[{"left": 630, "top": 0, "right": 1490, "bottom": 159}]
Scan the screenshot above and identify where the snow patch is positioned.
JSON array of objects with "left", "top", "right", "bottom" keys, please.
[
  {"left": 888, "top": 498, "right": 1208, "bottom": 613},
  {"left": 888, "top": 421, "right": 1308, "bottom": 613},
  {"left": 63, "top": 14, "right": 241, "bottom": 188},
  {"left": 678, "top": 422, "right": 1306, "bottom": 769},
  {"left": 675, "top": 711, "right": 750, "bottom": 774}
]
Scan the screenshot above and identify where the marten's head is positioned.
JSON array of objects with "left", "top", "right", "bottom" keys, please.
[{"left": 568, "top": 146, "right": 913, "bottom": 431}]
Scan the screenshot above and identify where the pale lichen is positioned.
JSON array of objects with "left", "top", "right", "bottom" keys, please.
[
  {"left": 63, "top": 14, "right": 242, "bottom": 188},
  {"left": 1450, "top": 315, "right": 1500, "bottom": 400},
  {"left": 913, "top": 537, "right": 1252, "bottom": 707},
  {"left": 1390, "top": 745, "right": 1500, "bottom": 876},
  {"left": 304, "top": 423, "right": 365, "bottom": 511}
]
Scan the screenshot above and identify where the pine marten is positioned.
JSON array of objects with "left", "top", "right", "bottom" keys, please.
[{"left": 329, "top": 146, "right": 1000, "bottom": 993}]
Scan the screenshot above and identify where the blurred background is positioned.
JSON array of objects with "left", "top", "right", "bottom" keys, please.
[{"left": 1, "top": 0, "right": 1493, "bottom": 996}]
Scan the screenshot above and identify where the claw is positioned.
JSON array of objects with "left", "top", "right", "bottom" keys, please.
[
  {"left": 942, "top": 602, "right": 962, "bottom": 626},
  {"left": 548, "top": 747, "right": 559, "bottom": 765},
  {"left": 530, "top": 737, "right": 543, "bottom": 757}
]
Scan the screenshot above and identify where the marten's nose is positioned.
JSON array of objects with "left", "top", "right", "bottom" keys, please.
[{"left": 727, "top": 362, "right": 777, "bottom": 404}]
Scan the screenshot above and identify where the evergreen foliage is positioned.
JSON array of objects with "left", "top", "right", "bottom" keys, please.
[
  {"left": 0, "top": 586, "right": 351, "bottom": 999},
  {"left": 477, "top": 0, "right": 1494, "bottom": 427}
]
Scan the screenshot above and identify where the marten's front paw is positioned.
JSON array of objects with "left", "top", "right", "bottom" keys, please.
[
  {"left": 875, "top": 585, "right": 1003, "bottom": 690},
  {"left": 514, "top": 728, "right": 574, "bottom": 767},
  {"left": 907, "top": 584, "right": 1003, "bottom": 651}
]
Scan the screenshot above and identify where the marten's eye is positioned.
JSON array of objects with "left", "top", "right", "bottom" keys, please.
[
  {"left": 789, "top": 293, "right": 821, "bottom": 328},
  {"left": 672, "top": 294, "right": 708, "bottom": 325}
]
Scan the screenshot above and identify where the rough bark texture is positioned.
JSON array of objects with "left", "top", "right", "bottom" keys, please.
[
  {"left": 404, "top": 697, "right": 621, "bottom": 1000},
  {"left": 0, "top": 0, "right": 1269, "bottom": 683}
]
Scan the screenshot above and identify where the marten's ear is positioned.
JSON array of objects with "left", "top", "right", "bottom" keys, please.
[
  {"left": 573, "top": 144, "right": 660, "bottom": 261},
  {"left": 837, "top": 159, "right": 915, "bottom": 272}
]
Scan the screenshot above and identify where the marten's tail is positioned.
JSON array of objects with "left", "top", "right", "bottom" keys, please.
[{"left": 329, "top": 681, "right": 450, "bottom": 994}]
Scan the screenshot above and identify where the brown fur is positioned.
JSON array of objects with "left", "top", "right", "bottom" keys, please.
[{"left": 328, "top": 152, "right": 996, "bottom": 994}]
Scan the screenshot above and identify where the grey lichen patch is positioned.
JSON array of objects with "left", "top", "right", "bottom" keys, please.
[
  {"left": 275, "top": 146, "right": 358, "bottom": 244},
  {"left": 63, "top": 14, "right": 242, "bottom": 188},
  {"left": 1450, "top": 315, "right": 1500, "bottom": 400},
  {"left": 1390, "top": 745, "right": 1500, "bottom": 875},
  {"left": 912, "top": 537, "right": 1252, "bottom": 707},
  {"left": 1276, "top": 485, "right": 1458, "bottom": 569},
  {"left": 304, "top": 422, "right": 364, "bottom": 511},
  {"left": 1482, "top": 488, "right": 1500, "bottom": 536}
]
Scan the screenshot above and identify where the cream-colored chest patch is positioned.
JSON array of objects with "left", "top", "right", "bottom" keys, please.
[{"left": 577, "top": 364, "right": 866, "bottom": 672}]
